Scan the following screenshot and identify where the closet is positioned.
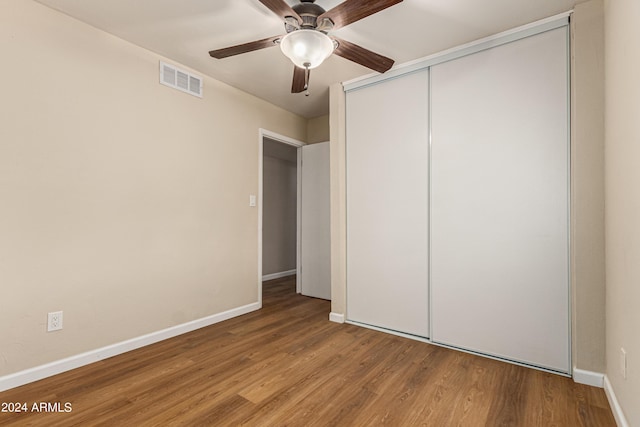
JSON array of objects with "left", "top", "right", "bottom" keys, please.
[{"left": 345, "top": 17, "right": 570, "bottom": 373}]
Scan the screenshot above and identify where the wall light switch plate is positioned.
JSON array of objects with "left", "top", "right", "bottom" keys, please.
[
  {"left": 620, "top": 348, "right": 627, "bottom": 379},
  {"left": 249, "top": 195, "right": 256, "bottom": 207}
]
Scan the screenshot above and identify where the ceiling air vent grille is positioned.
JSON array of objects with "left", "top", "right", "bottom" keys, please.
[{"left": 160, "top": 61, "right": 203, "bottom": 98}]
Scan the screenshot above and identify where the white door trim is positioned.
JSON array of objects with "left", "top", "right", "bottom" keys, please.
[{"left": 258, "top": 129, "right": 305, "bottom": 302}]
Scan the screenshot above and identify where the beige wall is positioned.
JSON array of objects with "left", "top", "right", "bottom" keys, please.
[
  {"left": 307, "top": 115, "right": 330, "bottom": 144},
  {"left": 604, "top": 0, "right": 640, "bottom": 424},
  {"left": 262, "top": 141, "right": 297, "bottom": 276},
  {"left": 0, "top": 0, "right": 307, "bottom": 376},
  {"left": 571, "top": 0, "right": 606, "bottom": 373}
]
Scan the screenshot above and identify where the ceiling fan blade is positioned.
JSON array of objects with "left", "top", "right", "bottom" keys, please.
[
  {"left": 257, "top": 0, "right": 302, "bottom": 24},
  {"left": 209, "top": 35, "right": 283, "bottom": 59},
  {"left": 292, "top": 66, "right": 307, "bottom": 93},
  {"left": 318, "top": 0, "right": 403, "bottom": 30},
  {"left": 333, "top": 37, "right": 394, "bottom": 73}
]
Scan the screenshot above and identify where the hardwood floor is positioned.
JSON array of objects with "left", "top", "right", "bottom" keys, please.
[{"left": 0, "top": 276, "right": 615, "bottom": 426}]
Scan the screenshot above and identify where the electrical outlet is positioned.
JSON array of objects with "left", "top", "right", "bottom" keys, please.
[
  {"left": 47, "top": 311, "right": 63, "bottom": 332},
  {"left": 620, "top": 348, "right": 627, "bottom": 379}
]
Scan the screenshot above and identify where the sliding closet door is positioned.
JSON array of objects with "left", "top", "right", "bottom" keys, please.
[
  {"left": 346, "top": 70, "right": 429, "bottom": 337},
  {"left": 430, "top": 27, "right": 570, "bottom": 372}
]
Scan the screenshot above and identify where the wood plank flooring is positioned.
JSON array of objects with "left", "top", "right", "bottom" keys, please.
[{"left": 0, "top": 276, "right": 615, "bottom": 426}]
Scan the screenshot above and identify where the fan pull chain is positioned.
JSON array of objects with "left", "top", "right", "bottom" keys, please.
[{"left": 304, "top": 63, "right": 310, "bottom": 96}]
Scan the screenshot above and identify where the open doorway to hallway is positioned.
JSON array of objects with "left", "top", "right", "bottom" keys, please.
[
  {"left": 262, "top": 137, "right": 299, "bottom": 285},
  {"left": 259, "top": 129, "right": 331, "bottom": 305}
]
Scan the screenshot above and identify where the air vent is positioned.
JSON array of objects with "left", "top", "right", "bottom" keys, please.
[{"left": 160, "top": 61, "right": 203, "bottom": 98}]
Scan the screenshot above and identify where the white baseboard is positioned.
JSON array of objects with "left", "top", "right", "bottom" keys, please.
[
  {"left": 0, "top": 302, "right": 261, "bottom": 393},
  {"left": 329, "top": 312, "right": 345, "bottom": 323},
  {"left": 573, "top": 368, "right": 604, "bottom": 388},
  {"left": 604, "top": 375, "right": 630, "bottom": 427},
  {"left": 262, "top": 269, "right": 296, "bottom": 281}
]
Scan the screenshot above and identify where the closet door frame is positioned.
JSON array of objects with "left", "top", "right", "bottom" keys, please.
[{"left": 343, "top": 12, "right": 572, "bottom": 376}]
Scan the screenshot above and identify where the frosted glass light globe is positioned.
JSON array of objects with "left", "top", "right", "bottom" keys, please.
[{"left": 280, "top": 29, "right": 335, "bottom": 69}]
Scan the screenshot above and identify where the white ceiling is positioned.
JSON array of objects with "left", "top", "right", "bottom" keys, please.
[{"left": 35, "top": 0, "right": 581, "bottom": 118}]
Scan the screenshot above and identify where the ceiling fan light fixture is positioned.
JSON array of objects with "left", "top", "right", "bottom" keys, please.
[{"left": 279, "top": 29, "right": 335, "bottom": 69}]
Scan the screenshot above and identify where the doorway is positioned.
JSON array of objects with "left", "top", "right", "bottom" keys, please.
[{"left": 258, "top": 129, "right": 331, "bottom": 304}]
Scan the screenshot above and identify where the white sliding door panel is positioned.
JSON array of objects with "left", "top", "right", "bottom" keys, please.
[
  {"left": 430, "top": 28, "right": 569, "bottom": 372},
  {"left": 346, "top": 70, "right": 429, "bottom": 337},
  {"left": 300, "top": 142, "right": 331, "bottom": 300}
]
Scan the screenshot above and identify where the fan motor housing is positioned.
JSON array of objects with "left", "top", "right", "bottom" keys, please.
[{"left": 292, "top": 1, "right": 326, "bottom": 29}]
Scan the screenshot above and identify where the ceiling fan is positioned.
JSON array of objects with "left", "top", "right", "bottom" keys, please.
[{"left": 209, "top": 0, "right": 403, "bottom": 95}]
